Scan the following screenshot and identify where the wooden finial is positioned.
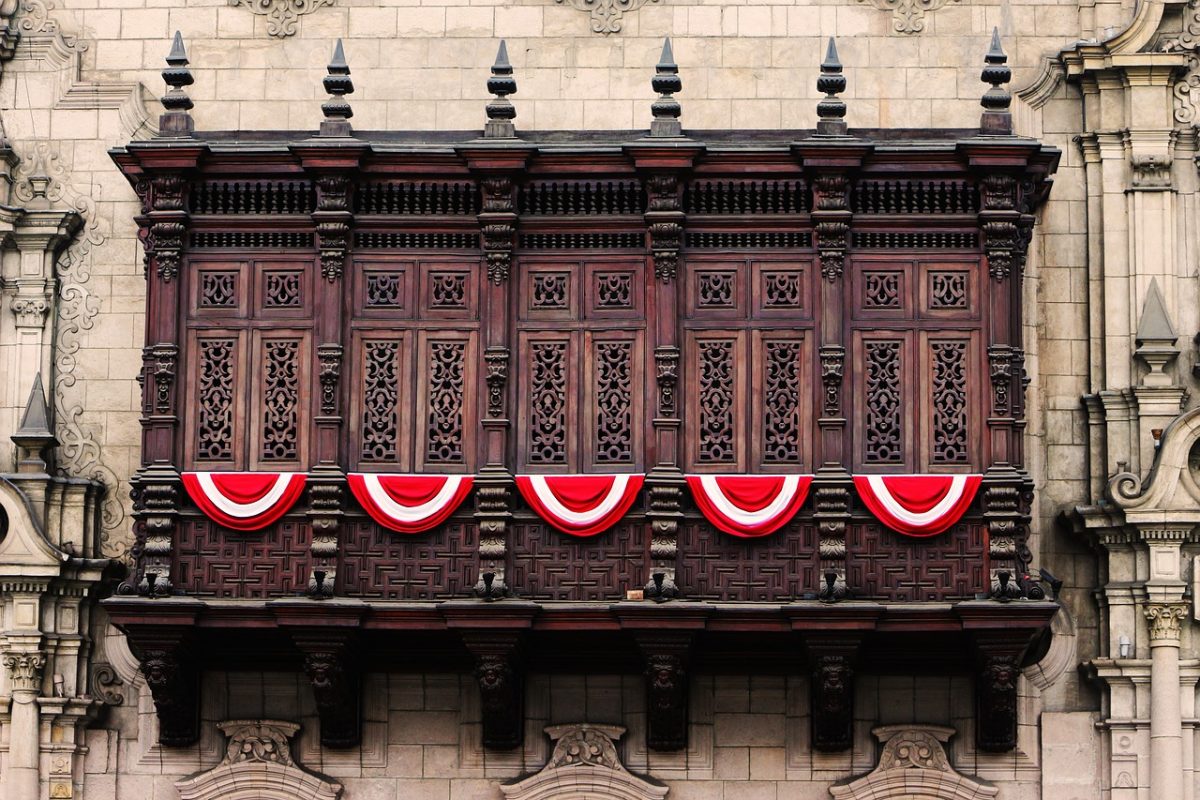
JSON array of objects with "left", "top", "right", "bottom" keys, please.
[
  {"left": 320, "top": 39, "right": 355, "bottom": 137},
  {"left": 160, "top": 31, "right": 195, "bottom": 137},
  {"left": 650, "top": 37, "right": 682, "bottom": 137},
  {"left": 980, "top": 28, "right": 1012, "bottom": 135},
  {"left": 816, "top": 38, "right": 847, "bottom": 137},
  {"left": 484, "top": 40, "right": 518, "bottom": 139}
]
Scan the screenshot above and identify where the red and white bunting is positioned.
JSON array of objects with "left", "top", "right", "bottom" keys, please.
[
  {"left": 515, "top": 474, "right": 644, "bottom": 538},
  {"left": 686, "top": 474, "right": 813, "bottom": 538},
  {"left": 347, "top": 473, "right": 474, "bottom": 534},
  {"left": 181, "top": 471, "right": 307, "bottom": 532},
  {"left": 853, "top": 474, "right": 982, "bottom": 538}
]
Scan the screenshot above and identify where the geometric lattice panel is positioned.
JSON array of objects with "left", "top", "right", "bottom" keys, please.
[
  {"left": 846, "top": 522, "right": 986, "bottom": 601},
  {"left": 677, "top": 520, "right": 820, "bottom": 601},
  {"left": 175, "top": 518, "right": 312, "bottom": 598},
  {"left": 339, "top": 519, "right": 476, "bottom": 600},
  {"left": 508, "top": 521, "right": 647, "bottom": 601}
]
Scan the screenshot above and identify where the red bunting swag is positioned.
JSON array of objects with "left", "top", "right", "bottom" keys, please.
[
  {"left": 348, "top": 473, "right": 474, "bottom": 534},
  {"left": 686, "top": 474, "right": 813, "bottom": 538},
  {"left": 853, "top": 474, "right": 982, "bottom": 538},
  {"left": 515, "top": 474, "right": 644, "bottom": 537},
  {"left": 182, "top": 472, "right": 307, "bottom": 531}
]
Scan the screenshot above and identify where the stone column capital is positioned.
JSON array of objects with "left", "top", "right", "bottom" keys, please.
[
  {"left": 1145, "top": 603, "right": 1189, "bottom": 644},
  {"left": 2, "top": 650, "right": 45, "bottom": 694}
]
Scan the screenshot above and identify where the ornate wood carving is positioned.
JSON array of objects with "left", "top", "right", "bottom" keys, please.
[
  {"left": 930, "top": 339, "right": 969, "bottom": 464},
  {"left": 295, "top": 635, "right": 360, "bottom": 749},
  {"left": 314, "top": 175, "right": 351, "bottom": 282},
  {"left": 635, "top": 633, "right": 692, "bottom": 751},
  {"left": 809, "top": 644, "right": 857, "bottom": 752},
  {"left": 462, "top": 633, "right": 525, "bottom": 750},
  {"left": 863, "top": 340, "right": 903, "bottom": 464},
  {"left": 974, "top": 647, "right": 1020, "bottom": 752},
  {"left": 127, "top": 627, "right": 199, "bottom": 747},
  {"left": 481, "top": 177, "right": 515, "bottom": 284}
]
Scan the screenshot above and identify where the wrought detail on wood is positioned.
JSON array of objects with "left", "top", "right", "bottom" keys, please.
[
  {"left": 864, "top": 341, "right": 902, "bottom": 464},
  {"left": 763, "top": 340, "right": 802, "bottom": 463},
  {"left": 763, "top": 272, "right": 802, "bottom": 308},
  {"left": 355, "top": 181, "right": 477, "bottom": 215},
  {"left": 532, "top": 273, "right": 570, "bottom": 309},
  {"left": 655, "top": 346, "right": 679, "bottom": 418},
  {"left": 480, "top": 177, "right": 516, "bottom": 283},
  {"left": 813, "top": 174, "right": 849, "bottom": 211},
  {"left": 317, "top": 344, "right": 342, "bottom": 417},
  {"left": 197, "top": 339, "right": 236, "bottom": 461},
  {"left": 462, "top": 634, "right": 524, "bottom": 750},
  {"left": 594, "top": 341, "right": 633, "bottom": 464},
  {"left": 426, "top": 341, "right": 466, "bottom": 464},
  {"left": 191, "top": 180, "right": 314, "bottom": 215},
  {"left": 316, "top": 175, "right": 351, "bottom": 282},
  {"left": 687, "top": 231, "right": 811, "bottom": 249},
  {"left": 677, "top": 521, "right": 819, "bottom": 600},
  {"left": 847, "top": 523, "right": 985, "bottom": 600},
  {"left": 856, "top": 0, "right": 959, "bottom": 35},
  {"left": 649, "top": 222, "right": 682, "bottom": 282},
  {"left": 820, "top": 345, "right": 845, "bottom": 418},
  {"left": 980, "top": 174, "right": 1017, "bottom": 211},
  {"left": 261, "top": 340, "right": 300, "bottom": 461},
  {"left": 810, "top": 649, "right": 855, "bottom": 751},
  {"left": 863, "top": 271, "right": 901, "bottom": 308},
  {"left": 646, "top": 173, "right": 683, "bottom": 282},
  {"left": 520, "top": 232, "right": 643, "bottom": 250},
  {"left": 853, "top": 230, "right": 977, "bottom": 249},
  {"left": 128, "top": 479, "right": 180, "bottom": 596},
  {"left": 519, "top": 180, "right": 642, "bottom": 215},
  {"left": 307, "top": 480, "right": 342, "bottom": 559},
  {"left": 339, "top": 521, "right": 475, "bottom": 599},
  {"left": 988, "top": 345, "right": 1012, "bottom": 417},
  {"left": 175, "top": 519, "right": 312, "bottom": 596},
  {"left": 816, "top": 221, "right": 849, "bottom": 282},
  {"left": 360, "top": 341, "right": 399, "bottom": 463},
  {"left": 300, "top": 643, "right": 360, "bottom": 749},
  {"left": 684, "top": 179, "right": 806, "bottom": 215},
  {"left": 930, "top": 271, "right": 968, "bottom": 308},
  {"left": 646, "top": 479, "right": 682, "bottom": 600},
  {"left": 983, "top": 484, "right": 1020, "bottom": 596},
  {"left": 982, "top": 221, "right": 1019, "bottom": 281},
  {"left": 697, "top": 340, "right": 735, "bottom": 463},
  {"left": 814, "top": 484, "right": 851, "bottom": 601},
  {"left": 697, "top": 271, "right": 736, "bottom": 307},
  {"left": 365, "top": 272, "right": 403, "bottom": 307},
  {"left": 975, "top": 653, "right": 1018, "bottom": 752},
  {"left": 475, "top": 480, "right": 511, "bottom": 600},
  {"left": 430, "top": 273, "right": 467, "bottom": 308},
  {"left": 136, "top": 639, "right": 199, "bottom": 747},
  {"left": 554, "top": 0, "right": 660, "bottom": 34},
  {"left": 508, "top": 521, "right": 642, "bottom": 600},
  {"left": 199, "top": 272, "right": 237, "bottom": 307},
  {"left": 151, "top": 221, "right": 186, "bottom": 282},
  {"left": 529, "top": 342, "right": 568, "bottom": 464},
  {"left": 357, "top": 232, "right": 477, "bottom": 250},
  {"left": 191, "top": 231, "right": 313, "bottom": 249},
  {"left": 152, "top": 343, "right": 178, "bottom": 414},
  {"left": 485, "top": 347, "right": 509, "bottom": 419},
  {"left": 931, "top": 340, "right": 968, "bottom": 464},
  {"left": 596, "top": 272, "right": 633, "bottom": 308},
  {"left": 264, "top": 271, "right": 302, "bottom": 307},
  {"left": 852, "top": 179, "right": 975, "bottom": 214},
  {"left": 634, "top": 634, "right": 692, "bottom": 751}
]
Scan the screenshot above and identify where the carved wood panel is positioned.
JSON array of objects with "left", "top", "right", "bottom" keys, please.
[
  {"left": 415, "top": 331, "right": 478, "bottom": 473},
  {"left": 845, "top": 522, "right": 986, "bottom": 601},
  {"left": 175, "top": 518, "right": 312, "bottom": 597},
  {"left": 250, "top": 330, "right": 310, "bottom": 469},
  {"left": 507, "top": 521, "right": 647, "bottom": 601},
  {"left": 676, "top": 519, "right": 820, "bottom": 601},
  {"left": 183, "top": 330, "right": 247, "bottom": 468},
  {"left": 351, "top": 330, "right": 413, "bottom": 471},
  {"left": 338, "top": 519, "right": 477, "bottom": 600}
]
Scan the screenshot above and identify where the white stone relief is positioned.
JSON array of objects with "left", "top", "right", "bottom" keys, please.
[
  {"left": 831, "top": 725, "right": 997, "bottom": 800},
  {"left": 501, "top": 724, "right": 668, "bottom": 800},
  {"left": 229, "top": 0, "right": 335, "bottom": 38},
  {"left": 856, "top": 0, "right": 960, "bottom": 34},
  {"left": 554, "top": 0, "right": 660, "bottom": 35},
  {"left": 175, "top": 720, "right": 343, "bottom": 800}
]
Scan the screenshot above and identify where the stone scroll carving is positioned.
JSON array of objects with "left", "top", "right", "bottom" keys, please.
[
  {"left": 229, "top": 0, "right": 335, "bottom": 38},
  {"left": 176, "top": 720, "right": 343, "bottom": 800},
  {"left": 554, "top": 0, "right": 660, "bottom": 34},
  {"left": 831, "top": 725, "right": 997, "bottom": 799},
  {"left": 856, "top": 0, "right": 961, "bottom": 34},
  {"left": 501, "top": 724, "right": 668, "bottom": 800}
]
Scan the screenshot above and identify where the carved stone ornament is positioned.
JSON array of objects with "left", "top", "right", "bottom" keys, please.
[
  {"left": 554, "top": 0, "right": 661, "bottom": 35},
  {"left": 501, "top": 724, "right": 668, "bottom": 800},
  {"left": 830, "top": 725, "right": 997, "bottom": 799},
  {"left": 302, "top": 649, "right": 360, "bottom": 749},
  {"left": 10, "top": 296, "right": 50, "bottom": 328},
  {"left": 140, "top": 646, "right": 200, "bottom": 746},
  {"left": 856, "top": 0, "right": 961, "bottom": 34},
  {"left": 229, "top": 0, "right": 335, "bottom": 38},
  {"left": 1145, "top": 603, "right": 1189, "bottom": 643},
  {"left": 2, "top": 651, "right": 45, "bottom": 693},
  {"left": 176, "top": 720, "right": 343, "bottom": 800}
]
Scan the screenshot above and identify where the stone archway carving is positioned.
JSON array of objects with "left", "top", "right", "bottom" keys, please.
[
  {"left": 175, "top": 720, "right": 342, "bottom": 800},
  {"left": 830, "top": 725, "right": 996, "bottom": 800},
  {"left": 501, "top": 724, "right": 668, "bottom": 800}
]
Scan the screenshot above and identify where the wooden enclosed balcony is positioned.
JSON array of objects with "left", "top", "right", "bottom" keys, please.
[{"left": 105, "top": 38, "right": 1060, "bottom": 759}]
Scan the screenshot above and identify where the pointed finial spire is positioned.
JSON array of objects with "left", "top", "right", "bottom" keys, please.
[
  {"left": 484, "top": 40, "right": 518, "bottom": 139},
  {"left": 649, "top": 37, "right": 682, "bottom": 137},
  {"left": 1135, "top": 278, "right": 1181, "bottom": 388},
  {"left": 11, "top": 373, "right": 56, "bottom": 473},
  {"left": 320, "top": 39, "right": 355, "bottom": 137},
  {"left": 159, "top": 31, "right": 195, "bottom": 137},
  {"left": 980, "top": 28, "right": 1012, "bottom": 135},
  {"left": 816, "top": 38, "right": 847, "bottom": 137}
]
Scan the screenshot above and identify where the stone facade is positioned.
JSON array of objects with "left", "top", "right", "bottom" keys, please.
[{"left": 2, "top": 0, "right": 1200, "bottom": 797}]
